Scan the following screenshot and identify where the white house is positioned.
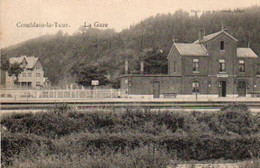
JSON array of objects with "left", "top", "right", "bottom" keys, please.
[{"left": 6, "top": 56, "right": 50, "bottom": 88}]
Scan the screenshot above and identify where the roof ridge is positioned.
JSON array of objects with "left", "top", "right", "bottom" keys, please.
[
  {"left": 9, "top": 55, "right": 39, "bottom": 68},
  {"left": 200, "top": 44, "right": 208, "bottom": 54},
  {"left": 193, "top": 30, "right": 238, "bottom": 43}
]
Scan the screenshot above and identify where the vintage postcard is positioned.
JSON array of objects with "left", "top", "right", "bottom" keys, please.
[{"left": 1, "top": 0, "right": 260, "bottom": 167}]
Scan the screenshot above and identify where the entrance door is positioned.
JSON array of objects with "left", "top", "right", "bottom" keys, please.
[
  {"left": 218, "top": 81, "right": 227, "bottom": 97},
  {"left": 28, "top": 82, "right": 32, "bottom": 88},
  {"left": 237, "top": 81, "right": 246, "bottom": 97},
  {"left": 153, "top": 81, "right": 160, "bottom": 98}
]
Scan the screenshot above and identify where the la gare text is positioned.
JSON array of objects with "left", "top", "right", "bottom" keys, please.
[{"left": 83, "top": 22, "right": 108, "bottom": 28}]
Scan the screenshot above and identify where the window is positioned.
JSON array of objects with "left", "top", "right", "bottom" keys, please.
[
  {"left": 192, "top": 59, "right": 199, "bottom": 72},
  {"left": 239, "top": 60, "right": 245, "bottom": 72},
  {"left": 173, "top": 61, "right": 176, "bottom": 72},
  {"left": 36, "top": 65, "right": 40, "bottom": 70},
  {"left": 22, "top": 59, "right": 27, "bottom": 66},
  {"left": 22, "top": 73, "right": 26, "bottom": 77},
  {"left": 220, "top": 41, "right": 224, "bottom": 50},
  {"left": 219, "top": 59, "right": 226, "bottom": 72},
  {"left": 36, "top": 82, "right": 41, "bottom": 86},
  {"left": 36, "top": 73, "right": 40, "bottom": 78},
  {"left": 192, "top": 81, "right": 200, "bottom": 93},
  {"left": 28, "top": 73, "right": 32, "bottom": 77}
]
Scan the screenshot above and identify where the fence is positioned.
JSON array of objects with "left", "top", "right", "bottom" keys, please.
[{"left": 1, "top": 88, "right": 120, "bottom": 100}]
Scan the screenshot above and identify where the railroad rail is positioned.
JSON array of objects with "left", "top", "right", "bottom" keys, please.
[{"left": 1, "top": 99, "right": 260, "bottom": 112}]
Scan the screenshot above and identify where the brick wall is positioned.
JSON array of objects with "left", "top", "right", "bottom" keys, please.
[
  {"left": 121, "top": 75, "right": 181, "bottom": 95},
  {"left": 206, "top": 34, "right": 237, "bottom": 76},
  {"left": 120, "top": 32, "right": 259, "bottom": 96}
]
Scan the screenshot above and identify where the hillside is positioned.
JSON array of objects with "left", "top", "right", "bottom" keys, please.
[{"left": 1, "top": 6, "right": 260, "bottom": 85}]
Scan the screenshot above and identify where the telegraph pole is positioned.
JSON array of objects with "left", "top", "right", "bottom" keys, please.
[{"left": 191, "top": 10, "right": 201, "bottom": 17}]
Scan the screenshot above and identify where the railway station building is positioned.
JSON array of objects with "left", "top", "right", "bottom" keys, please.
[{"left": 121, "top": 28, "right": 260, "bottom": 98}]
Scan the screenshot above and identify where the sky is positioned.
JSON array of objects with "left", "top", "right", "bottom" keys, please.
[{"left": 1, "top": 0, "right": 259, "bottom": 48}]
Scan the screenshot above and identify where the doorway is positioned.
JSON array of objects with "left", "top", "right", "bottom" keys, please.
[
  {"left": 28, "top": 82, "right": 32, "bottom": 88},
  {"left": 153, "top": 81, "right": 160, "bottom": 98},
  {"left": 237, "top": 81, "right": 246, "bottom": 97},
  {"left": 218, "top": 81, "right": 227, "bottom": 97}
]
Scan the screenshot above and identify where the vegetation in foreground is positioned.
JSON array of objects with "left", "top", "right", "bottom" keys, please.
[{"left": 1, "top": 104, "right": 260, "bottom": 167}]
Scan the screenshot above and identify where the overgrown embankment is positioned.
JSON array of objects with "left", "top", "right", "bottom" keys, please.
[{"left": 1, "top": 104, "right": 260, "bottom": 167}]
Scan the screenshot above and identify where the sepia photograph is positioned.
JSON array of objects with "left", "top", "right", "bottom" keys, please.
[{"left": 1, "top": 0, "right": 260, "bottom": 167}]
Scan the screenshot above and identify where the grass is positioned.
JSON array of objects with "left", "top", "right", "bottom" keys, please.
[{"left": 1, "top": 103, "right": 260, "bottom": 167}]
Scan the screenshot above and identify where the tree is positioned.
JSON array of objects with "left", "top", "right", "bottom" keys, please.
[
  {"left": 1, "top": 6, "right": 260, "bottom": 85},
  {"left": 8, "top": 62, "right": 24, "bottom": 85},
  {"left": 0, "top": 59, "right": 10, "bottom": 71},
  {"left": 143, "top": 48, "right": 168, "bottom": 74},
  {"left": 74, "top": 65, "right": 110, "bottom": 87}
]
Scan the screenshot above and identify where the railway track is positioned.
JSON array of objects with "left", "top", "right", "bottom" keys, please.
[{"left": 1, "top": 99, "right": 260, "bottom": 112}]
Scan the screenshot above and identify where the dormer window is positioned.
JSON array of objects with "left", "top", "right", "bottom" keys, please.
[
  {"left": 36, "top": 65, "right": 40, "bottom": 70},
  {"left": 220, "top": 41, "right": 224, "bottom": 50},
  {"left": 21, "top": 59, "right": 27, "bottom": 66}
]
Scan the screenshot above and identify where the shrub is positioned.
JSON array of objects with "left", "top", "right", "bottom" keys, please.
[
  {"left": 1, "top": 132, "right": 54, "bottom": 167},
  {"left": 219, "top": 103, "right": 257, "bottom": 135},
  {"left": 1, "top": 104, "right": 260, "bottom": 167},
  {"left": 10, "top": 145, "right": 172, "bottom": 168}
]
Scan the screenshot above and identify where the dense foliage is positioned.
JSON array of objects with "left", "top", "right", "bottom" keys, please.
[
  {"left": 1, "top": 7, "right": 260, "bottom": 85},
  {"left": 71, "top": 64, "right": 110, "bottom": 87},
  {"left": 1, "top": 104, "right": 260, "bottom": 167},
  {"left": 7, "top": 62, "right": 24, "bottom": 84}
]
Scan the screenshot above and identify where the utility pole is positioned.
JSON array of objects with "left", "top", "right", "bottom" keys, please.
[
  {"left": 139, "top": 28, "right": 144, "bottom": 73},
  {"left": 191, "top": 10, "right": 201, "bottom": 17}
]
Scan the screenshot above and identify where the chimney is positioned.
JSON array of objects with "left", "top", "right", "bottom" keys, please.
[
  {"left": 199, "top": 28, "right": 205, "bottom": 41},
  {"left": 140, "top": 60, "right": 144, "bottom": 74},
  {"left": 125, "top": 59, "right": 128, "bottom": 75},
  {"left": 172, "top": 36, "right": 177, "bottom": 43},
  {"left": 221, "top": 23, "right": 228, "bottom": 32}
]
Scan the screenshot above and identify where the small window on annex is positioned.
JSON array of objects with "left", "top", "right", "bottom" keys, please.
[
  {"left": 173, "top": 61, "right": 176, "bottom": 72},
  {"left": 239, "top": 60, "right": 245, "bottom": 72},
  {"left": 192, "top": 59, "right": 199, "bottom": 72}
]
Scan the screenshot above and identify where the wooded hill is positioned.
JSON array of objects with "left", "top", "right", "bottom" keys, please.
[{"left": 1, "top": 6, "right": 260, "bottom": 86}]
